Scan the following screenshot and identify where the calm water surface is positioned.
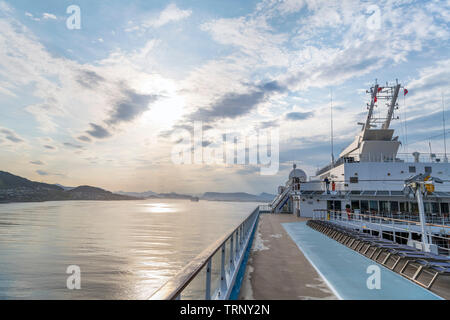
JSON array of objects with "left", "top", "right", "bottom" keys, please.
[{"left": 0, "top": 200, "right": 259, "bottom": 299}]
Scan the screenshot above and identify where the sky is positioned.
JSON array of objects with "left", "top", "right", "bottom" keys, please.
[{"left": 0, "top": 0, "right": 449, "bottom": 194}]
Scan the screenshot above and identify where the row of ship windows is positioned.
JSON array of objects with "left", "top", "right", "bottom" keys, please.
[
  {"left": 349, "top": 166, "right": 436, "bottom": 183},
  {"left": 327, "top": 200, "right": 449, "bottom": 214}
]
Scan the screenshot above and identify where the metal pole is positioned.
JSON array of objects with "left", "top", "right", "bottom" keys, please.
[
  {"left": 205, "top": 259, "right": 212, "bottom": 300},
  {"left": 416, "top": 184, "right": 429, "bottom": 246},
  {"left": 220, "top": 244, "right": 226, "bottom": 294},
  {"left": 230, "top": 234, "right": 234, "bottom": 271}
]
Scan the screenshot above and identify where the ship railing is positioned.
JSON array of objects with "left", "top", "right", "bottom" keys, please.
[
  {"left": 313, "top": 210, "right": 450, "bottom": 256},
  {"left": 271, "top": 184, "right": 292, "bottom": 212},
  {"left": 149, "top": 207, "right": 260, "bottom": 300},
  {"left": 315, "top": 152, "right": 449, "bottom": 176},
  {"left": 258, "top": 204, "right": 272, "bottom": 213}
]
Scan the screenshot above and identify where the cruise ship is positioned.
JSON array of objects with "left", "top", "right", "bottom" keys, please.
[
  {"left": 271, "top": 81, "right": 450, "bottom": 250},
  {"left": 152, "top": 81, "right": 450, "bottom": 301}
]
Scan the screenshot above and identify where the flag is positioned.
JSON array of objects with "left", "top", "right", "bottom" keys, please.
[
  {"left": 404, "top": 88, "right": 408, "bottom": 96},
  {"left": 374, "top": 96, "right": 377, "bottom": 103},
  {"left": 377, "top": 87, "right": 383, "bottom": 92}
]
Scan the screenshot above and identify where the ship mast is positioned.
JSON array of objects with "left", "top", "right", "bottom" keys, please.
[
  {"left": 364, "top": 82, "right": 379, "bottom": 131},
  {"left": 382, "top": 80, "right": 401, "bottom": 129},
  {"left": 364, "top": 80, "right": 402, "bottom": 131}
]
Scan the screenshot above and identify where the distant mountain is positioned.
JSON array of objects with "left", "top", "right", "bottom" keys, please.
[
  {"left": 115, "top": 190, "right": 275, "bottom": 202},
  {"left": 258, "top": 192, "right": 276, "bottom": 201},
  {"left": 158, "top": 192, "right": 196, "bottom": 200},
  {"left": 54, "top": 184, "right": 75, "bottom": 191},
  {"left": 66, "top": 186, "right": 135, "bottom": 201},
  {"left": 201, "top": 192, "right": 275, "bottom": 202},
  {"left": 0, "top": 171, "right": 137, "bottom": 203},
  {"left": 115, "top": 190, "right": 158, "bottom": 198}
]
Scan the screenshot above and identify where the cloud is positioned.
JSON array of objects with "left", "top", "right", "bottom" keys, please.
[
  {"left": 63, "top": 142, "right": 83, "bottom": 149},
  {"left": 76, "top": 70, "right": 105, "bottom": 89},
  {"left": 36, "top": 169, "right": 64, "bottom": 177},
  {"left": 30, "top": 160, "right": 44, "bottom": 165},
  {"left": 146, "top": 3, "right": 192, "bottom": 28},
  {"left": 106, "top": 89, "right": 160, "bottom": 125},
  {"left": 126, "top": 3, "right": 192, "bottom": 32},
  {"left": 0, "top": 128, "right": 24, "bottom": 143},
  {"left": 36, "top": 170, "right": 48, "bottom": 176},
  {"left": 24, "top": 12, "right": 57, "bottom": 21},
  {"left": 42, "top": 13, "right": 57, "bottom": 20},
  {"left": 190, "top": 90, "right": 265, "bottom": 122},
  {"left": 77, "top": 135, "right": 92, "bottom": 142},
  {"left": 188, "top": 80, "right": 286, "bottom": 123},
  {"left": 44, "top": 145, "right": 55, "bottom": 150},
  {"left": 259, "top": 120, "right": 279, "bottom": 129},
  {"left": 201, "top": 15, "right": 288, "bottom": 66},
  {"left": 86, "top": 123, "right": 111, "bottom": 139},
  {"left": 285, "top": 111, "right": 314, "bottom": 121}
]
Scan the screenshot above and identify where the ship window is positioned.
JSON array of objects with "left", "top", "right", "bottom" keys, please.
[
  {"left": 379, "top": 201, "right": 389, "bottom": 214},
  {"left": 334, "top": 201, "right": 342, "bottom": 211},
  {"left": 391, "top": 201, "right": 399, "bottom": 213},
  {"left": 424, "top": 202, "right": 432, "bottom": 214},
  {"left": 440, "top": 203, "right": 449, "bottom": 214},
  {"left": 369, "top": 201, "right": 378, "bottom": 214},
  {"left": 409, "top": 166, "right": 416, "bottom": 173},
  {"left": 349, "top": 177, "right": 358, "bottom": 183},
  {"left": 410, "top": 202, "right": 419, "bottom": 214},
  {"left": 361, "top": 200, "right": 369, "bottom": 213},
  {"left": 351, "top": 201, "right": 360, "bottom": 211},
  {"left": 399, "top": 202, "right": 407, "bottom": 213},
  {"left": 425, "top": 166, "right": 432, "bottom": 174},
  {"left": 327, "top": 200, "right": 342, "bottom": 212}
]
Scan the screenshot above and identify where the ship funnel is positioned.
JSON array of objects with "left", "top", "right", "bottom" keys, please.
[{"left": 412, "top": 152, "right": 420, "bottom": 163}]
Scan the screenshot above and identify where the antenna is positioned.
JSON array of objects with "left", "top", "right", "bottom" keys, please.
[
  {"left": 429, "top": 141, "right": 432, "bottom": 159},
  {"left": 330, "top": 87, "right": 335, "bottom": 165},
  {"left": 443, "top": 93, "right": 448, "bottom": 162},
  {"left": 403, "top": 91, "right": 408, "bottom": 155}
]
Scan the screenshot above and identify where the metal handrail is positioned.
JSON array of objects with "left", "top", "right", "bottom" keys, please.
[
  {"left": 313, "top": 209, "right": 450, "bottom": 229},
  {"left": 149, "top": 207, "right": 260, "bottom": 300},
  {"left": 271, "top": 184, "right": 292, "bottom": 211},
  {"left": 313, "top": 210, "right": 450, "bottom": 255}
]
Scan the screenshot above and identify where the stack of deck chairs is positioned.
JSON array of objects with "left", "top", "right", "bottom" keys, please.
[{"left": 307, "top": 219, "right": 450, "bottom": 299}]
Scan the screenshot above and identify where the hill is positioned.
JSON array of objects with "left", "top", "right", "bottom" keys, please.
[{"left": 0, "top": 171, "right": 137, "bottom": 203}]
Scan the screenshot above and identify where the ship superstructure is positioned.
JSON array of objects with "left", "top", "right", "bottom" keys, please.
[{"left": 270, "top": 80, "right": 450, "bottom": 255}]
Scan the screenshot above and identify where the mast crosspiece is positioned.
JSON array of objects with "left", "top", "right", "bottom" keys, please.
[{"left": 363, "top": 79, "right": 403, "bottom": 131}]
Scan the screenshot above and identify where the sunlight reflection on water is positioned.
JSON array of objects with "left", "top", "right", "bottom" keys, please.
[{"left": 0, "top": 199, "right": 259, "bottom": 299}]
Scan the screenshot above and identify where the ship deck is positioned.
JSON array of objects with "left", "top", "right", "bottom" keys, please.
[
  {"left": 240, "top": 214, "right": 443, "bottom": 300},
  {"left": 239, "top": 214, "right": 337, "bottom": 300}
]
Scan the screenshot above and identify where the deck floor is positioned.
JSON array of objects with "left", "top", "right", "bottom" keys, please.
[
  {"left": 239, "top": 214, "right": 443, "bottom": 300},
  {"left": 239, "top": 214, "right": 337, "bottom": 300}
]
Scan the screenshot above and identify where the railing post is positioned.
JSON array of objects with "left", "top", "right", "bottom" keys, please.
[
  {"left": 205, "top": 259, "right": 212, "bottom": 300},
  {"left": 230, "top": 234, "right": 234, "bottom": 272},
  {"left": 235, "top": 229, "right": 240, "bottom": 256},
  {"left": 220, "top": 244, "right": 226, "bottom": 294}
]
